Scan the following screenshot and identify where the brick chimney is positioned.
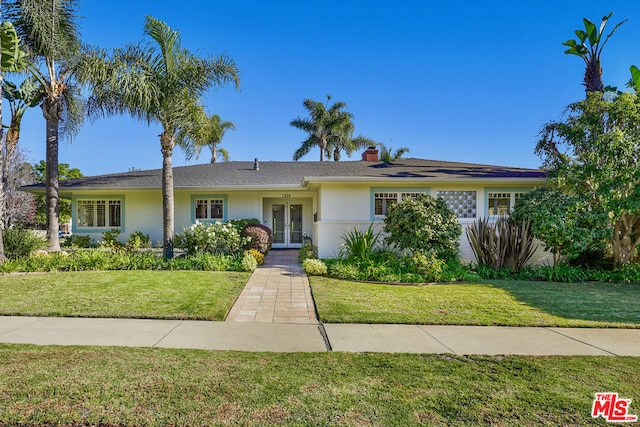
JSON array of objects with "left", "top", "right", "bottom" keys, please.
[{"left": 361, "top": 146, "right": 379, "bottom": 162}]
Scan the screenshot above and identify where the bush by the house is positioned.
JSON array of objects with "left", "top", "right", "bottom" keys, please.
[
  {"left": 125, "top": 231, "right": 152, "bottom": 251},
  {"left": 3, "top": 228, "right": 48, "bottom": 259},
  {"left": 298, "top": 244, "right": 318, "bottom": 262},
  {"left": 229, "top": 218, "right": 260, "bottom": 233},
  {"left": 466, "top": 217, "right": 537, "bottom": 271},
  {"left": 0, "top": 250, "right": 247, "bottom": 273},
  {"left": 241, "top": 223, "right": 273, "bottom": 254},
  {"left": 61, "top": 234, "right": 95, "bottom": 248},
  {"left": 511, "top": 187, "right": 609, "bottom": 267},
  {"left": 338, "top": 224, "right": 380, "bottom": 260},
  {"left": 302, "top": 258, "right": 327, "bottom": 276},
  {"left": 383, "top": 194, "right": 461, "bottom": 261},
  {"left": 245, "top": 249, "right": 264, "bottom": 265},
  {"left": 99, "top": 229, "right": 124, "bottom": 250},
  {"left": 241, "top": 252, "right": 258, "bottom": 272},
  {"left": 176, "top": 221, "right": 244, "bottom": 256},
  {"left": 406, "top": 252, "right": 445, "bottom": 282}
]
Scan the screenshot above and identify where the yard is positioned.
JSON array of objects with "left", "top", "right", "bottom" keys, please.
[
  {"left": 0, "top": 345, "right": 638, "bottom": 426},
  {"left": 310, "top": 277, "right": 640, "bottom": 327},
  {"left": 1, "top": 272, "right": 639, "bottom": 425},
  {"left": 0, "top": 271, "right": 249, "bottom": 320}
]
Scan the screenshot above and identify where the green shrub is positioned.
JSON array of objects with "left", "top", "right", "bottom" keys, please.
[
  {"left": 0, "top": 250, "right": 248, "bottom": 273},
  {"left": 466, "top": 217, "right": 537, "bottom": 271},
  {"left": 2, "top": 228, "right": 48, "bottom": 259},
  {"left": 327, "top": 260, "right": 362, "bottom": 281},
  {"left": 176, "top": 221, "right": 244, "bottom": 256},
  {"left": 241, "top": 252, "right": 258, "bottom": 272},
  {"left": 245, "top": 249, "right": 264, "bottom": 265},
  {"left": 229, "top": 218, "right": 260, "bottom": 233},
  {"left": 511, "top": 187, "right": 610, "bottom": 267},
  {"left": 607, "top": 263, "right": 640, "bottom": 284},
  {"left": 99, "top": 229, "right": 123, "bottom": 250},
  {"left": 125, "top": 231, "right": 152, "bottom": 251},
  {"left": 61, "top": 234, "right": 95, "bottom": 248},
  {"left": 298, "top": 244, "right": 318, "bottom": 262},
  {"left": 302, "top": 258, "right": 328, "bottom": 276},
  {"left": 339, "top": 224, "right": 380, "bottom": 260},
  {"left": 241, "top": 223, "right": 273, "bottom": 254},
  {"left": 383, "top": 194, "right": 461, "bottom": 261},
  {"left": 169, "top": 253, "right": 240, "bottom": 271},
  {"left": 407, "top": 252, "right": 445, "bottom": 282}
]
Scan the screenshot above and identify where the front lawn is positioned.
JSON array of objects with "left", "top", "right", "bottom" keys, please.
[
  {"left": 0, "top": 271, "right": 249, "bottom": 320},
  {"left": 0, "top": 345, "right": 638, "bottom": 426},
  {"left": 310, "top": 277, "right": 640, "bottom": 327}
]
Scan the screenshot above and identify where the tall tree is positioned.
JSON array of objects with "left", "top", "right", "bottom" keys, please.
[
  {"left": 536, "top": 91, "right": 640, "bottom": 265},
  {"left": 0, "top": 18, "right": 29, "bottom": 262},
  {"left": 563, "top": 12, "right": 626, "bottom": 94},
  {"left": 180, "top": 111, "right": 235, "bottom": 163},
  {"left": 291, "top": 95, "right": 354, "bottom": 161},
  {"left": 4, "top": 0, "right": 85, "bottom": 252},
  {"left": 78, "top": 16, "right": 240, "bottom": 258}
]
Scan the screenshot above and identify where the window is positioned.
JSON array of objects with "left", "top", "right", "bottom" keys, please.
[
  {"left": 436, "top": 191, "right": 477, "bottom": 219},
  {"left": 193, "top": 197, "right": 225, "bottom": 221},
  {"left": 487, "top": 192, "right": 525, "bottom": 216},
  {"left": 77, "top": 199, "right": 121, "bottom": 228},
  {"left": 373, "top": 191, "right": 426, "bottom": 216},
  {"left": 374, "top": 192, "right": 397, "bottom": 216}
]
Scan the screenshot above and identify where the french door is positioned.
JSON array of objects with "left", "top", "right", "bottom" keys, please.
[{"left": 271, "top": 203, "right": 303, "bottom": 248}]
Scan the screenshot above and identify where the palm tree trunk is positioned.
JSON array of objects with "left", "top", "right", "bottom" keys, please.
[
  {"left": 42, "top": 99, "right": 62, "bottom": 252},
  {"left": 161, "top": 135, "right": 175, "bottom": 259},
  {"left": 210, "top": 143, "right": 217, "bottom": 163},
  {"left": 0, "top": 70, "right": 5, "bottom": 262}
]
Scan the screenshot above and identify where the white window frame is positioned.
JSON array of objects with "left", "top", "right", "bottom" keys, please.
[
  {"left": 487, "top": 192, "right": 525, "bottom": 216},
  {"left": 371, "top": 189, "right": 427, "bottom": 219},
  {"left": 191, "top": 195, "right": 227, "bottom": 222},
  {"left": 75, "top": 198, "right": 122, "bottom": 230}
]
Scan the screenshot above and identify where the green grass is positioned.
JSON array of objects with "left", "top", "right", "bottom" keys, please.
[
  {"left": 310, "top": 277, "right": 640, "bottom": 327},
  {"left": 0, "top": 271, "right": 249, "bottom": 320},
  {"left": 0, "top": 345, "right": 637, "bottom": 426}
]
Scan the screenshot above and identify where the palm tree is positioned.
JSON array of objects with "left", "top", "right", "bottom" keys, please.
[
  {"left": 291, "top": 95, "right": 353, "bottom": 161},
  {"left": 4, "top": 0, "right": 85, "bottom": 251},
  {"left": 378, "top": 143, "right": 409, "bottom": 163},
  {"left": 78, "top": 16, "right": 240, "bottom": 258},
  {"left": 563, "top": 12, "right": 627, "bottom": 94},
  {"left": 180, "top": 111, "right": 235, "bottom": 163}
]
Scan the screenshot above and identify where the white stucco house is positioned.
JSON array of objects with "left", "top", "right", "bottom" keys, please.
[{"left": 25, "top": 148, "right": 548, "bottom": 262}]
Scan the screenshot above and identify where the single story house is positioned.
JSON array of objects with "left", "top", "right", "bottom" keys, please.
[{"left": 25, "top": 148, "right": 549, "bottom": 262}]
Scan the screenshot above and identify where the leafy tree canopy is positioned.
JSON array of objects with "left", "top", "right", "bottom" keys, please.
[{"left": 535, "top": 91, "right": 640, "bottom": 264}]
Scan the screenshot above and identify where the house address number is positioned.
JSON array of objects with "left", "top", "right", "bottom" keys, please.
[{"left": 282, "top": 194, "right": 291, "bottom": 198}]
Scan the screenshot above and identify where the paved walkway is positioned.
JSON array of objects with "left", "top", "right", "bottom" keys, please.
[
  {"left": 2, "top": 316, "right": 640, "bottom": 355},
  {"left": 225, "top": 250, "right": 318, "bottom": 324},
  {"left": 1, "top": 249, "right": 640, "bottom": 355}
]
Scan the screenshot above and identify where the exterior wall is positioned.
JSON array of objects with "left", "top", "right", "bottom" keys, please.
[
  {"left": 71, "top": 190, "right": 163, "bottom": 244},
  {"left": 314, "top": 182, "right": 552, "bottom": 264},
  {"left": 68, "top": 182, "right": 552, "bottom": 265}
]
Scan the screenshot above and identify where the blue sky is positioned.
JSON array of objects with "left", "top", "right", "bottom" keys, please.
[{"left": 10, "top": 0, "right": 640, "bottom": 176}]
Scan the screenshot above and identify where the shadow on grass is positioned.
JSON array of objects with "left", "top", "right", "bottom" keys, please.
[{"left": 485, "top": 280, "right": 640, "bottom": 325}]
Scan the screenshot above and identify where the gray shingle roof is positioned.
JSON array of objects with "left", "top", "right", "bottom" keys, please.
[{"left": 23, "top": 158, "right": 547, "bottom": 192}]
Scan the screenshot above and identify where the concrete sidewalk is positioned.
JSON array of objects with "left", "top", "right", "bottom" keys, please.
[{"left": 2, "top": 316, "right": 640, "bottom": 355}]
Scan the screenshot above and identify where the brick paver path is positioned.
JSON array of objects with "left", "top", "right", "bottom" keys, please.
[{"left": 225, "top": 249, "right": 319, "bottom": 324}]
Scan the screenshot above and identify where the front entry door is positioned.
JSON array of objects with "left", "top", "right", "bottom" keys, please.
[{"left": 272, "top": 203, "right": 303, "bottom": 247}]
